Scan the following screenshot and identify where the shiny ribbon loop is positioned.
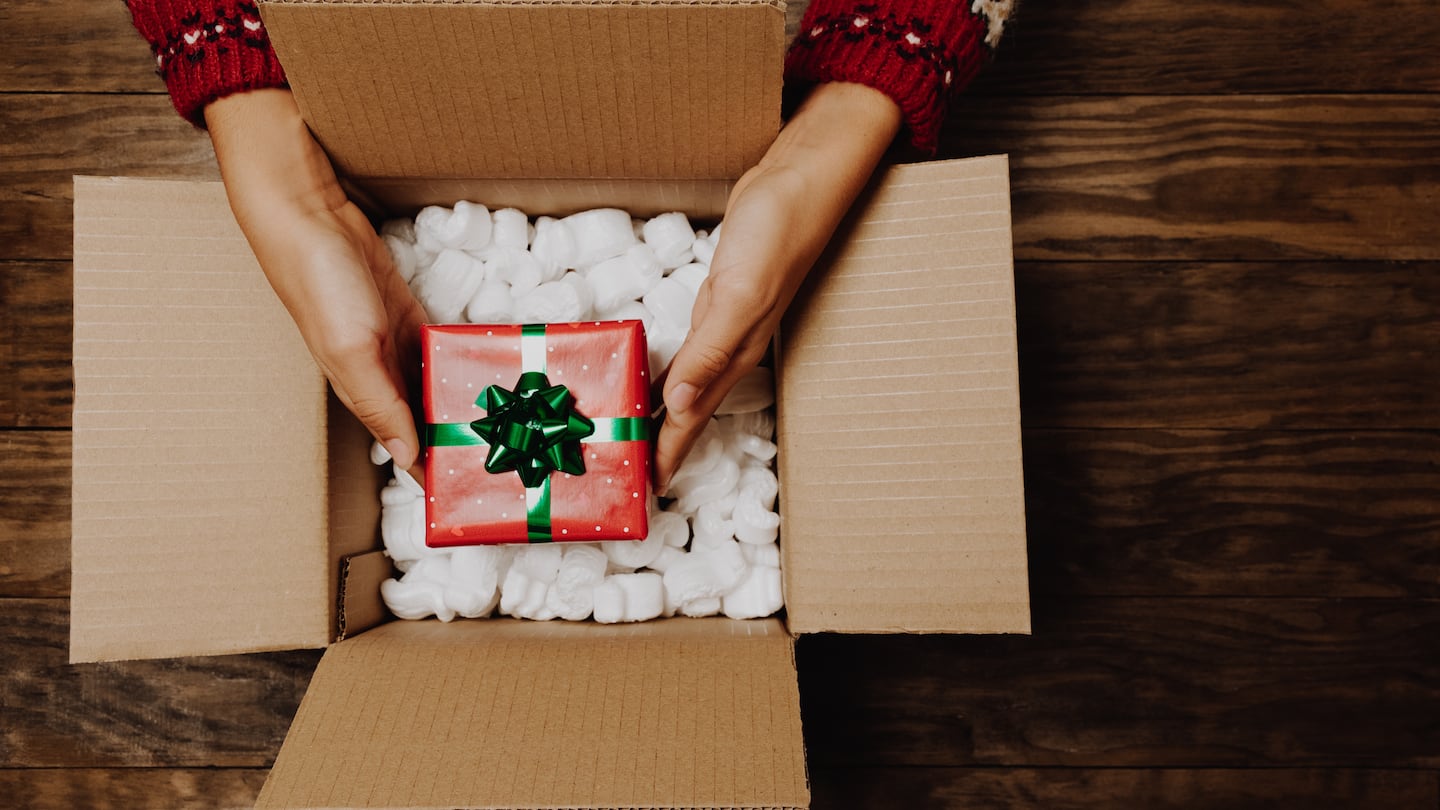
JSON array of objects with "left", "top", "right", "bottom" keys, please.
[{"left": 470, "top": 370, "right": 595, "bottom": 489}]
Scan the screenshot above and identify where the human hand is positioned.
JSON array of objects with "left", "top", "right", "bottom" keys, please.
[
  {"left": 206, "top": 89, "right": 427, "bottom": 477},
  {"left": 653, "top": 82, "right": 901, "bottom": 491}
]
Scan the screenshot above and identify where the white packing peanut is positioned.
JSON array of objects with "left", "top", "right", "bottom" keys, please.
[
  {"left": 601, "top": 525, "right": 666, "bottom": 569},
  {"left": 588, "top": 243, "right": 663, "bottom": 315},
  {"left": 465, "top": 279, "right": 515, "bottom": 324},
  {"left": 721, "top": 565, "right": 783, "bottom": 620},
  {"left": 561, "top": 208, "right": 637, "bottom": 268},
  {"left": 677, "top": 596, "right": 722, "bottom": 618},
  {"left": 483, "top": 247, "right": 543, "bottom": 297},
  {"left": 691, "top": 233, "right": 716, "bottom": 266},
  {"left": 591, "top": 579, "right": 626, "bottom": 624},
  {"left": 649, "top": 510, "right": 691, "bottom": 548},
  {"left": 642, "top": 212, "right": 696, "bottom": 269},
  {"left": 642, "top": 277, "right": 695, "bottom": 330},
  {"left": 414, "top": 248, "right": 486, "bottom": 323},
  {"left": 607, "top": 300, "right": 655, "bottom": 333},
  {"left": 739, "top": 541, "right": 781, "bottom": 568},
  {"left": 370, "top": 439, "right": 392, "bottom": 465},
  {"left": 491, "top": 207, "right": 530, "bottom": 250},
  {"left": 513, "top": 280, "right": 586, "bottom": 324},
  {"left": 530, "top": 216, "right": 577, "bottom": 278},
  {"left": 667, "top": 262, "right": 709, "bottom": 297},
  {"left": 645, "top": 544, "right": 687, "bottom": 574},
  {"left": 417, "top": 201, "right": 493, "bottom": 251},
  {"left": 611, "top": 572, "right": 665, "bottom": 622}
]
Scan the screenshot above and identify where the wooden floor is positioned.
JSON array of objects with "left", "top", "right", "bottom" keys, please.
[{"left": 3, "top": 1, "right": 1439, "bottom": 807}]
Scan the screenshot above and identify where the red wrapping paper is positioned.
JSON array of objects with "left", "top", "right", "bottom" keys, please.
[{"left": 422, "top": 321, "right": 651, "bottom": 546}]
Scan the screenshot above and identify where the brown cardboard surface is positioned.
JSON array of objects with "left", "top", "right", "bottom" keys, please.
[
  {"left": 777, "top": 156, "right": 1031, "bottom": 635},
  {"left": 336, "top": 550, "right": 393, "bottom": 641},
  {"left": 257, "top": 617, "right": 808, "bottom": 810},
  {"left": 70, "top": 177, "right": 334, "bottom": 662},
  {"left": 262, "top": 0, "right": 784, "bottom": 215}
]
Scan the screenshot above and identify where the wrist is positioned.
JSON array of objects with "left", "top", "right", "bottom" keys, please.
[
  {"left": 763, "top": 82, "right": 900, "bottom": 176},
  {"left": 205, "top": 89, "right": 344, "bottom": 215}
]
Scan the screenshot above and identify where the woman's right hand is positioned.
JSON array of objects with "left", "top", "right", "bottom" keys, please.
[{"left": 205, "top": 88, "right": 427, "bottom": 477}]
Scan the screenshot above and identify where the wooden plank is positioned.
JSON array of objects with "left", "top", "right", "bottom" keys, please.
[
  {"left": 0, "top": 599, "right": 316, "bottom": 767},
  {"left": 0, "top": 432, "right": 69, "bottom": 598},
  {"left": 0, "top": 94, "right": 216, "bottom": 263},
  {"left": 1, "top": 262, "right": 72, "bottom": 429},
  {"left": 943, "top": 94, "right": 1440, "bottom": 261},
  {"left": 5, "top": 427, "right": 1435, "bottom": 599},
  {"left": 1017, "top": 262, "right": 1440, "bottom": 429},
  {"left": 0, "top": 768, "right": 267, "bottom": 810},
  {"left": 798, "top": 597, "right": 1440, "bottom": 768},
  {"left": 0, "top": 0, "right": 169, "bottom": 93},
  {"left": 971, "top": 0, "right": 1440, "bottom": 96},
  {"left": 4, "top": 0, "right": 1439, "bottom": 96},
  {"left": 810, "top": 767, "right": 1440, "bottom": 809},
  {"left": 1024, "top": 429, "right": 1440, "bottom": 599}
]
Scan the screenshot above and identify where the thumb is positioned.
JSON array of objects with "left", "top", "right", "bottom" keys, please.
[{"left": 323, "top": 334, "right": 421, "bottom": 472}]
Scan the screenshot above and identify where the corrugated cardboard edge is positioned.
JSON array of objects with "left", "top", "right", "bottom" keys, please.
[
  {"left": 257, "top": 618, "right": 809, "bottom": 810},
  {"left": 777, "top": 155, "right": 1031, "bottom": 636},
  {"left": 336, "top": 550, "right": 393, "bottom": 641},
  {"left": 70, "top": 176, "right": 337, "bottom": 662}
]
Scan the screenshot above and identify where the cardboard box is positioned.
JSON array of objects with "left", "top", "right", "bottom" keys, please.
[{"left": 69, "top": 0, "right": 1029, "bottom": 806}]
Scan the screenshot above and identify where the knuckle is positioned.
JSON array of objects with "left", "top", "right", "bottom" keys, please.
[{"left": 687, "top": 343, "right": 734, "bottom": 380}]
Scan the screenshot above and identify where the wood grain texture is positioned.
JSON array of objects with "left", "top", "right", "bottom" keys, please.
[
  {"left": 0, "top": 432, "right": 69, "bottom": 598},
  {"left": 0, "top": 599, "right": 317, "bottom": 768},
  {"left": 809, "top": 767, "right": 1440, "bottom": 810},
  {"left": 1024, "top": 429, "right": 1440, "bottom": 599},
  {"left": 6, "top": 428, "right": 1435, "bottom": 600},
  {"left": 0, "top": 94, "right": 216, "bottom": 263},
  {"left": 1, "top": 262, "right": 72, "bottom": 429},
  {"left": 1017, "top": 262, "right": 1440, "bottom": 429},
  {"left": 798, "top": 597, "right": 1440, "bottom": 768},
  {"left": 944, "top": 95, "right": 1440, "bottom": 261},
  {"left": 0, "top": 768, "right": 267, "bottom": 810},
  {"left": 0, "top": 0, "right": 167, "bottom": 93},
  {"left": 971, "top": 0, "right": 1440, "bottom": 96},
  {"left": 7, "top": 0, "right": 1438, "bottom": 96}
]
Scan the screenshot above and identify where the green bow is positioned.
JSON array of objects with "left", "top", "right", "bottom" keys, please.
[{"left": 470, "top": 371, "right": 595, "bottom": 488}]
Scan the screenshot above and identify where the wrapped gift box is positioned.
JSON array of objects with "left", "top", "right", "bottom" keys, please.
[{"left": 423, "top": 321, "right": 651, "bottom": 545}]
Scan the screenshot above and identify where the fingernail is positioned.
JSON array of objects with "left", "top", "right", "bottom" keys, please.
[
  {"left": 384, "top": 438, "right": 414, "bottom": 470},
  {"left": 668, "top": 383, "right": 698, "bottom": 414}
]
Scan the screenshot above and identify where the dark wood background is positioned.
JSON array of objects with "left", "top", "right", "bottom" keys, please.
[{"left": 3, "top": 1, "right": 1438, "bottom": 807}]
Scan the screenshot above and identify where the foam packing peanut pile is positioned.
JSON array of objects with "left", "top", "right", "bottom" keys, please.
[{"left": 372, "top": 202, "right": 784, "bottom": 623}]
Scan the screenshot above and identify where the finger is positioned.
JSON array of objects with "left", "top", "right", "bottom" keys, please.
[
  {"left": 654, "top": 282, "right": 771, "bottom": 490},
  {"left": 321, "top": 330, "right": 422, "bottom": 472}
]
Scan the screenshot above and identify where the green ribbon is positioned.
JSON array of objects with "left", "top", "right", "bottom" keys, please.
[{"left": 425, "top": 324, "right": 650, "bottom": 542}]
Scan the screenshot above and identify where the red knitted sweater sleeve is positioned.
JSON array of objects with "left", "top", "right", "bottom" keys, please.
[
  {"left": 785, "top": 0, "right": 1014, "bottom": 152},
  {"left": 125, "top": 0, "right": 288, "bottom": 128}
]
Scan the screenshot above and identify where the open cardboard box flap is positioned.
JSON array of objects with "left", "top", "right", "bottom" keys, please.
[
  {"left": 256, "top": 617, "right": 807, "bottom": 809},
  {"left": 260, "top": 0, "right": 787, "bottom": 217}
]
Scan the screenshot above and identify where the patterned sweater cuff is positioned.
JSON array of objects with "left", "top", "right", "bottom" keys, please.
[
  {"left": 126, "top": 0, "right": 288, "bottom": 128},
  {"left": 785, "top": 0, "right": 996, "bottom": 152}
]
